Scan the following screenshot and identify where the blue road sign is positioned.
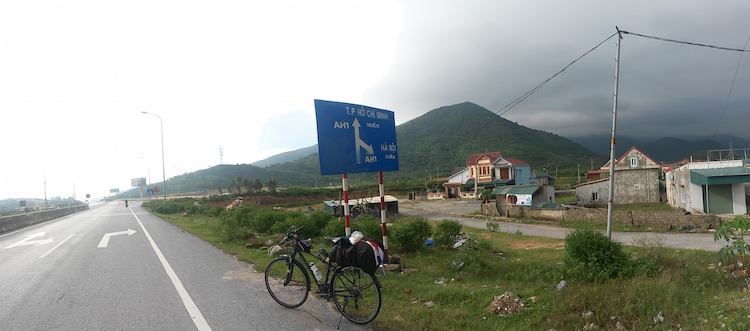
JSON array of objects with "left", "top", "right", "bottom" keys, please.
[{"left": 315, "top": 99, "right": 399, "bottom": 175}]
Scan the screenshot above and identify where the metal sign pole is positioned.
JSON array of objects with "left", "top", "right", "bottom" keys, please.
[
  {"left": 342, "top": 173, "right": 351, "bottom": 236},
  {"left": 378, "top": 171, "right": 389, "bottom": 260}
]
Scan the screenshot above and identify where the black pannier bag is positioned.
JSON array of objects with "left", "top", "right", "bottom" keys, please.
[{"left": 330, "top": 237, "right": 385, "bottom": 276}]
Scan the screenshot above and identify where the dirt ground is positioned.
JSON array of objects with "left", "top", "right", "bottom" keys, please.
[
  {"left": 400, "top": 199, "right": 485, "bottom": 215},
  {"left": 203, "top": 195, "right": 334, "bottom": 209}
]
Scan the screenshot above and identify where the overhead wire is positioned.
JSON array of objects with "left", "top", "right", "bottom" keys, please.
[
  {"left": 492, "top": 29, "right": 750, "bottom": 119},
  {"left": 711, "top": 33, "right": 750, "bottom": 139},
  {"left": 493, "top": 32, "right": 618, "bottom": 117},
  {"left": 620, "top": 30, "right": 750, "bottom": 53}
]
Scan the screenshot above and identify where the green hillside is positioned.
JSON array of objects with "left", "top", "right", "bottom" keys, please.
[
  {"left": 393, "top": 102, "right": 605, "bottom": 178},
  {"left": 114, "top": 102, "right": 605, "bottom": 198},
  {"left": 251, "top": 145, "right": 318, "bottom": 167}
]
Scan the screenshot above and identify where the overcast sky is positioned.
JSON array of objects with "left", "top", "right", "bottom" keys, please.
[{"left": 2, "top": 1, "right": 749, "bottom": 200}]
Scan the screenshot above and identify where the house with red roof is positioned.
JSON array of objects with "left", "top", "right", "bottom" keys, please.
[
  {"left": 576, "top": 146, "right": 661, "bottom": 205},
  {"left": 444, "top": 151, "right": 533, "bottom": 198}
]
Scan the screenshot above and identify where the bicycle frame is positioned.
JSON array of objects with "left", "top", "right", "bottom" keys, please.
[
  {"left": 280, "top": 233, "right": 337, "bottom": 296},
  {"left": 267, "top": 226, "right": 383, "bottom": 325}
]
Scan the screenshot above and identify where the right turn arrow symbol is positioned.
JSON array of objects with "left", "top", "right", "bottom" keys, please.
[{"left": 97, "top": 229, "right": 136, "bottom": 248}]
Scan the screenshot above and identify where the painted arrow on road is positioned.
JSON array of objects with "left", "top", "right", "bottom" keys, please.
[
  {"left": 4, "top": 232, "right": 54, "bottom": 249},
  {"left": 97, "top": 229, "right": 136, "bottom": 248}
]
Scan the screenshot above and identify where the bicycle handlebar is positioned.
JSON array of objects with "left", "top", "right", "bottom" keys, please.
[{"left": 280, "top": 225, "right": 305, "bottom": 246}]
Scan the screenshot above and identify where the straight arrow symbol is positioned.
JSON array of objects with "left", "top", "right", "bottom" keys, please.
[
  {"left": 97, "top": 229, "right": 136, "bottom": 248},
  {"left": 4, "top": 232, "right": 54, "bottom": 249},
  {"left": 353, "top": 118, "right": 374, "bottom": 164}
]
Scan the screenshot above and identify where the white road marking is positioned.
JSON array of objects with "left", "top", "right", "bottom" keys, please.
[
  {"left": 4, "top": 232, "right": 53, "bottom": 249},
  {"left": 129, "top": 208, "right": 212, "bottom": 331},
  {"left": 40, "top": 234, "right": 75, "bottom": 258},
  {"left": 0, "top": 222, "right": 50, "bottom": 238},
  {"left": 97, "top": 229, "right": 136, "bottom": 248}
]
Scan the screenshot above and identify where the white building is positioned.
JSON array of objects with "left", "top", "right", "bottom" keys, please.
[{"left": 666, "top": 159, "right": 750, "bottom": 215}]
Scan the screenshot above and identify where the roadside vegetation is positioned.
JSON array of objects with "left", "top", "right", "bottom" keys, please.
[{"left": 143, "top": 198, "right": 750, "bottom": 330}]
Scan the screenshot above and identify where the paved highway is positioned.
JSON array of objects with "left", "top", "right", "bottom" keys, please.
[{"left": 0, "top": 201, "right": 364, "bottom": 331}]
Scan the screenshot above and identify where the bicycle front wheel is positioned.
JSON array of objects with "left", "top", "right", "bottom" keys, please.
[
  {"left": 332, "top": 266, "right": 381, "bottom": 324},
  {"left": 265, "top": 257, "right": 310, "bottom": 308}
]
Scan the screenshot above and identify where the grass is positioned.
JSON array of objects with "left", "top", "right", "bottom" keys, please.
[
  {"left": 583, "top": 203, "right": 675, "bottom": 211},
  {"left": 154, "top": 212, "right": 750, "bottom": 330}
]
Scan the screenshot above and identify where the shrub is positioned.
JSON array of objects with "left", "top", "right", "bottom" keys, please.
[
  {"left": 434, "top": 219, "right": 462, "bottom": 247},
  {"left": 452, "top": 238, "right": 493, "bottom": 275},
  {"left": 353, "top": 214, "right": 384, "bottom": 238},
  {"left": 308, "top": 211, "right": 334, "bottom": 231},
  {"left": 250, "top": 209, "right": 286, "bottom": 234},
  {"left": 270, "top": 215, "right": 319, "bottom": 239},
  {"left": 323, "top": 217, "right": 347, "bottom": 237},
  {"left": 391, "top": 217, "right": 432, "bottom": 252},
  {"left": 216, "top": 206, "right": 256, "bottom": 241},
  {"left": 199, "top": 206, "right": 224, "bottom": 217},
  {"left": 321, "top": 214, "right": 384, "bottom": 239},
  {"left": 632, "top": 233, "right": 666, "bottom": 262},
  {"left": 563, "top": 229, "right": 654, "bottom": 282},
  {"left": 714, "top": 215, "right": 750, "bottom": 265},
  {"left": 152, "top": 202, "right": 183, "bottom": 214}
]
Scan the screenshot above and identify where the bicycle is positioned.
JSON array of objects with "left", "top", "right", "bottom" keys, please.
[{"left": 264, "top": 226, "right": 382, "bottom": 325}]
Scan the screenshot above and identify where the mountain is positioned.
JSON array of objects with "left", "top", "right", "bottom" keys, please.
[
  {"left": 392, "top": 102, "right": 604, "bottom": 177},
  {"left": 569, "top": 134, "right": 750, "bottom": 163},
  {"left": 116, "top": 102, "right": 606, "bottom": 197},
  {"left": 251, "top": 145, "right": 318, "bottom": 167},
  {"left": 269, "top": 102, "right": 605, "bottom": 183}
]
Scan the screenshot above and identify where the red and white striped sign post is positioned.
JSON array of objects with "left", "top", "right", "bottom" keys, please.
[
  {"left": 342, "top": 173, "right": 351, "bottom": 236},
  {"left": 378, "top": 171, "right": 388, "bottom": 260}
]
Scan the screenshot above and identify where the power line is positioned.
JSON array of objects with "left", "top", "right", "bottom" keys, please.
[
  {"left": 493, "top": 32, "right": 617, "bottom": 117},
  {"left": 712, "top": 33, "right": 750, "bottom": 138},
  {"left": 620, "top": 30, "right": 750, "bottom": 53},
  {"left": 492, "top": 29, "right": 750, "bottom": 119}
]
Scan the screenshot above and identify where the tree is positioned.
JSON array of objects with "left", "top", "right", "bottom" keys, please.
[
  {"left": 242, "top": 177, "right": 251, "bottom": 194},
  {"left": 265, "top": 179, "right": 278, "bottom": 193},
  {"left": 229, "top": 179, "right": 236, "bottom": 194},
  {"left": 217, "top": 186, "right": 223, "bottom": 195},
  {"left": 714, "top": 215, "right": 750, "bottom": 266},
  {"left": 253, "top": 178, "right": 263, "bottom": 192}
]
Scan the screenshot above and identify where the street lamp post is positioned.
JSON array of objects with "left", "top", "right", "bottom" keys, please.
[{"left": 142, "top": 111, "right": 166, "bottom": 204}]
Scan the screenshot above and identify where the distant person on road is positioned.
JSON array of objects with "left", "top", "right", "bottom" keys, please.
[{"left": 125, "top": 200, "right": 128, "bottom": 208}]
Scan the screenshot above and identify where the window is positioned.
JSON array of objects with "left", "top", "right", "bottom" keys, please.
[
  {"left": 592, "top": 192, "right": 599, "bottom": 201},
  {"left": 680, "top": 185, "right": 686, "bottom": 202},
  {"left": 630, "top": 157, "right": 638, "bottom": 167}
]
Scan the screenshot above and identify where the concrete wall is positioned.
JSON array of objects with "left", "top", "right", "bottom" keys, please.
[
  {"left": 502, "top": 204, "right": 719, "bottom": 229},
  {"left": 576, "top": 180, "right": 609, "bottom": 205},
  {"left": 733, "top": 184, "right": 748, "bottom": 215},
  {"left": 577, "top": 168, "right": 660, "bottom": 205},
  {"left": 0, "top": 205, "right": 89, "bottom": 233},
  {"left": 615, "top": 168, "right": 660, "bottom": 204}
]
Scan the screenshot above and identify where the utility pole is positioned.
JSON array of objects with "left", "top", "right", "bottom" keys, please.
[
  {"left": 44, "top": 174, "right": 47, "bottom": 208},
  {"left": 606, "top": 27, "right": 623, "bottom": 241}
]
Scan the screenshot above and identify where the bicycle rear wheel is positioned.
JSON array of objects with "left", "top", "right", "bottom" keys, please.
[
  {"left": 265, "top": 257, "right": 310, "bottom": 308},
  {"left": 331, "top": 266, "right": 381, "bottom": 324}
]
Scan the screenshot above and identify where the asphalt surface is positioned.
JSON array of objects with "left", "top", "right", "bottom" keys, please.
[
  {"left": 0, "top": 201, "right": 367, "bottom": 331},
  {"left": 400, "top": 200, "right": 725, "bottom": 252}
]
